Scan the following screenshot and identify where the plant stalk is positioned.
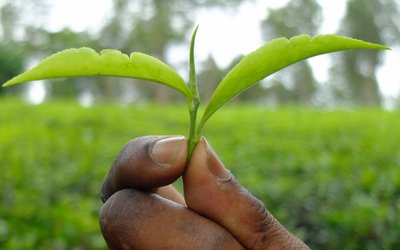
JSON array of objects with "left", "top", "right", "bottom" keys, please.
[{"left": 187, "top": 25, "right": 200, "bottom": 164}]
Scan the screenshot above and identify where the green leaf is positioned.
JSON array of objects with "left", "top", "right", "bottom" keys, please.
[
  {"left": 2, "top": 47, "right": 191, "bottom": 97},
  {"left": 200, "top": 34, "right": 390, "bottom": 125}
]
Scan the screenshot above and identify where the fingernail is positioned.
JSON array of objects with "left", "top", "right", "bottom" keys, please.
[
  {"left": 151, "top": 136, "right": 185, "bottom": 168},
  {"left": 204, "top": 139, "right": 232, "bottom": 182}
]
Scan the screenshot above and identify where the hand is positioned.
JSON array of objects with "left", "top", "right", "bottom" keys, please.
[{"left": 100, "top": 136, "right": 309, "bottom": 249}]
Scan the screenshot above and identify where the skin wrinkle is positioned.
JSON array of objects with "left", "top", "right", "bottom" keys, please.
[
  {"left": 100, "top": 193, "right": 113, "bottom": 228},
  {"left": 204, "top": 230, "right": 245, "bottom": 250},
  {"left": 201, "top": 170, "right": 275, "bottom": 249},
  {"left": 100, "top": 136, "right": 309, "bottom": 249},
  {"left": 236, "top": 184, "right": 286, "bottom": 249},
  {"left": 101, "top": 189, "right": 245, "bottom": 250},
  {"left": 282, "top": 233, "right": 297, "bottom": 250},
  {"left": 100, "top": 191, "right": 139, "bottom": 249},
  {"left": 101, "top": 139, "right": 135, "bottom": 202},
  {"left": 233, "top": 178, "right": 305, "bottom": 249},
  {"left": 102, "top": 190, "right": 162, "bottom": 249},
  {"left": 101, "top": 152, "right": 123, "bottom": 202},
  {"left": 102, "top": 136, "right": 185, "bottom": 203},
  {"left": 245, "top": 203, "right": 275, "bottom": 248},
  {"left": 188, "top": 156, "right": 286, "bottom": 250}
]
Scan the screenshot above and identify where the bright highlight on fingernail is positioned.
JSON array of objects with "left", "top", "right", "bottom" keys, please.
[{"left": 151, "top": 136, "right": 185, "bottom": 168}]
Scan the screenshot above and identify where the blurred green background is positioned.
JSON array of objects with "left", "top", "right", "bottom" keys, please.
[
  {"left": 1, "top": 0, "right": 400, "bottom": 249},
  {"left": 1, "top": 99, "right": 399, "bottom": 249}
]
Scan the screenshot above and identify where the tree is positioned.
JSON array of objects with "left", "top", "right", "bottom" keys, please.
[
  {"left": 0, "top": 0, "right": 48, "bottom": 42},
  {"left": 329, "top": 0, "right": 400, "bottom": 106},
  {"left": 261, "top": 0, "right": 322, "bottom": 105},
  {"left": 198, "top": 55, "right": 224, "bottom": 102},
  {"left": 0, "top": 0, "right": 49, "bottom": 96},
  {"left": 98, "top": 0, "right": 250, "bottom": 103},
  {"left": 0, "top": 42, "right": 24, "bottom": 95},
  {"left": 13, "top": 27, "right": 99, "bottom": 101}
]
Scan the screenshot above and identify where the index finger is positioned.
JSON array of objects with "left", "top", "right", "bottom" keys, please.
[{"left": 101, "top": 136, "right": 188, "bottom": 202}]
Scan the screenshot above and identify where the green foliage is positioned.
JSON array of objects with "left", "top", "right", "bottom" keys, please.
[
  {"left": 1, "top": 99, "right": 399, "bottom": 249},
  {"left": 2, "top": 31, "right": 389, "bottom": 158},
  {"left": 0, "top": 99, "right": 187, "bottom": 249},
  {"left": 206, "top": 107, "right": 400, "bottom": 249},
  {"left": 0, "top": 27, "right": 392, "bottom": 249}
]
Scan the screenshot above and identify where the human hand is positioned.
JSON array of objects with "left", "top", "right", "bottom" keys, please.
[{"left": 100, "top": 136, "right": 309, "bottom": 249}]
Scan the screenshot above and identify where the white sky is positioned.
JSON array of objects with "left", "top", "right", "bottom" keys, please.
[{"left": 41, "top": 0, "right": 400, "bottom": 105}]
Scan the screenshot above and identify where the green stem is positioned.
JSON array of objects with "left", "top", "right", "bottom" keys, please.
[
  {"left": 187, "top": 25, "right": 200, "bottom": 164},
  {"left": 187, "top": 98, "right": 199, "bottom": 162}
]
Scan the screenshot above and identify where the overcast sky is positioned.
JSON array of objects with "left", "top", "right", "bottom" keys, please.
[{"left": 41, "top": 0, "right": 400, "bottom": 105}]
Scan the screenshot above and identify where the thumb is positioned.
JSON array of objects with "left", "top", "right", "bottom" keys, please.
[{"left": 183, "top": 138, "right": 309, "bottom": 249}]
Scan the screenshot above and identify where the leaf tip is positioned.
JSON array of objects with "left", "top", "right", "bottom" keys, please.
[
  {"left": 194, "top": 24, "right": 200, "bottom": 32},
  {"left": 2, "top": 78, "right": 17, "bottom": 87},
  {"left": 312, "top": 34, "right": 390, "bottom": 51}
]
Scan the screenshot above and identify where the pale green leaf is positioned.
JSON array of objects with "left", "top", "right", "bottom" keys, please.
[
  {"left": 3, "top": 47, "right": 191, "bottom": 97},
  {"left": 200, "top": 34, "right": 390, "bottom": 125}
]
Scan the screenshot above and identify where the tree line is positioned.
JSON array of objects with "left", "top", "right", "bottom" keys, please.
[{"left": 0, "top": 0, "right": 399, "bottom": 107}]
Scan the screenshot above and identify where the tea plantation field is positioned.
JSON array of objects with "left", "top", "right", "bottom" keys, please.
[{"left": 1, "top": 98, "right": 399, "bottom": 249}]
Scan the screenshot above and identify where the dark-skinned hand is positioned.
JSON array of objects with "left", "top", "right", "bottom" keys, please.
[{"left": 100, "top": 136, "right": 309, "bottom": 249}]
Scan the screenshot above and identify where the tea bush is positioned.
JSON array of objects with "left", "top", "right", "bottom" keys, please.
[
  {"left": 206, "top": 107, "right": 400, "bottom": 249},
  {"left": 0, "top": 98, "right": 399, "bottom": 249}
]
